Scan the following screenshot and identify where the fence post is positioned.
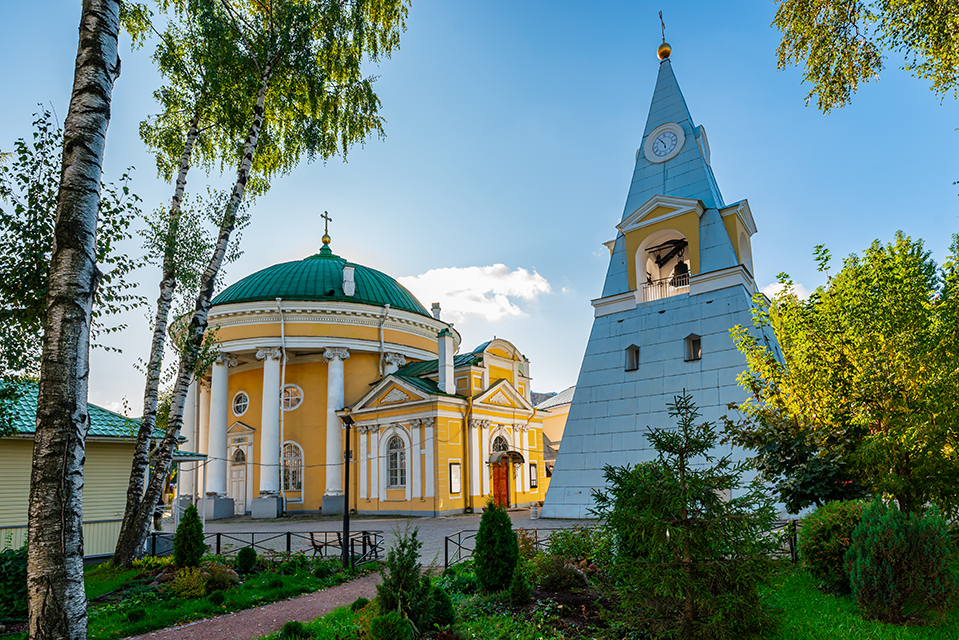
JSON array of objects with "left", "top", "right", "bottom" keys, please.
[
  {"left": 790, "top": 520, "right": 797, "bottom": 563},
  {"left": 216, "top": 532, "right": 221, "bottom": 556},
  {"left": 444, "top": 536, "right": 448, "bottom": 570},
  {"left": 287, "top": 532, "right": 291, "bottom": 554}
]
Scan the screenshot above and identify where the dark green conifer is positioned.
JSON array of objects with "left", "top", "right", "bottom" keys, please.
[
  {"left": 173, "top": 504, "right": 206, "bottom": 568},
  {"left": 474, "top": 498, "right": 519, "bottom": 593}
]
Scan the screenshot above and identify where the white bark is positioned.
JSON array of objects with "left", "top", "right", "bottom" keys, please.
[{"left": 27, "top": 1, "right": 121, "bottom": 638}]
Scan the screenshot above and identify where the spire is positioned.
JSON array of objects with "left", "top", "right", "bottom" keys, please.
[
  {"left": 319, "top": 210, "right": 333, "bottom": 256},
  {"left": 620, "top": 52, "right": 725, "bottom": 219}
]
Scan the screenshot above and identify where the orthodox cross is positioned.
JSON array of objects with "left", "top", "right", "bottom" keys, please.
[
  {"left": 321, "top": 210, "right": 332, "bottom": 235},
  {"left": 659, "top": 10, "right": 666, "bottom": 43}
]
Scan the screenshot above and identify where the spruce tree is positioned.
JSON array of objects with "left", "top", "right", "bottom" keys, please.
[
  {"left": 474, "top": 498, "right": 519, "bottom": 593},
  {"left": 173, "top": 504, "right": 206, "bottom": 568}
]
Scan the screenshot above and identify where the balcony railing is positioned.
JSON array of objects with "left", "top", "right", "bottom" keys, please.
[{"left": 641, "top": 273, "right": 689, "bottom": 302}]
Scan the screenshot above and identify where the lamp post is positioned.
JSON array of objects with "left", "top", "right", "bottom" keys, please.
[{"left": 340, "top": 413, "right": 355, "bottom": 569}]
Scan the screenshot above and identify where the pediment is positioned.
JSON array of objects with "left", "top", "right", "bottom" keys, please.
[
  {"left": 720, "top": 199, "right": 757, "bottom": 236},
  {"left": 618, "top": 195, "right": 705, "bottom": 234},
  {"left": 474, "top": 380, "right": 534, "bottom": 412},
  {"left": 351, "top": 376, "right": 432, "bottom": 412},
  {"left": 228, "top": 421, "right": 254, "bottom": 434}
]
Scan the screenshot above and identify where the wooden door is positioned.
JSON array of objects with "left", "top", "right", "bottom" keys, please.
[
  {"left": 230, "top": 448, "right": 247, "bottom": 515},
  {"left": 492, "top": 462, "right": 510, "bottom": 508}
]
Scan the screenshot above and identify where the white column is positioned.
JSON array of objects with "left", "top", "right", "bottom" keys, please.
[
  {"left": 424, "top": 419, "right": 435, "bottom": 499},
  {"left": 411, "top": 420, "right": 422, "bottom": 501},
  {"left": 480, "top": 421, "right": 490, "bottom": 496},
  {"left": 180, "top": 380, "right": 198, "bottom": 498},
  {"left": 383, "top": 352, "right": 406, "bottom": 376},
  {"left": 323, "top": 347, "right": 350, "bottom": 497},
  {"left": 257, "top": 347, "right": 282, "bottom": 496},
  {"left": 198, "top": 380, "right": 211, "bottom": 455},
  {"left": 521, "top": 426, "right": 530, "bottom": 493},
  {"left": 370, "top": 427, "right": 379, "bottom": 500},
  {"left": 208, "top": 353, "right": 235, "bottom": 497},
  {"left": 468, "top": 420, "right": 480, "bottom": 498},
  {"left": 359, "top": 427, "right": 368, "bottom": 500}
]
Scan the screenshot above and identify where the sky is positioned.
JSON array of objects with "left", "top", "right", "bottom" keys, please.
[{"left": 0, "top": 1, "right": 956, "bottom": 413}]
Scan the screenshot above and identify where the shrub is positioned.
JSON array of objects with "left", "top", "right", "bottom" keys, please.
[
  {"left": 509, "top": 566, "right": 532, "bottom": 606},
  {"left": 534, "top": 556, "right": 587, "bottom": 592},
  {"left": 173, "top": 504, "right": 206, "bottom": 568},
  {"left": 281, "top": 620, "right": 309, "bottom": 639},
  {"left": 798, "top": 500, "right": 865, "bottom": 594},
  {"left": 350, "top": 596, "right": 370, "bottom": 612},
  {"left": 376, "top": 527, "right": 433, "bottom": 633},
  {"left": 430, "top": 585, "right": 456, "bottom": 627},
  {"left": 515, "top": 528, "right": 539, "bottom": 562},
  {"left": 846, "top": 499, "right": 957, "bottom": 624},
  {"left": 438, "top": 570, "right": 478, "bottom": 595},
  {"left": 208, "top": 590, "right": 225, "bottom": 606},
  {"left": 169, "top": 566, "right": 209, "bottom": 598},
  {"left": 0, "top": 542, "right": 27, "bottom": 618},
  {"left": 235, "top": 547, "right": 257, "bottom": 573},
  {"left": 473, "top": 498, "right": 518, "bottom": 593},
  {"left": 370, "top": 611, "right": 415, "bottom": 640},
  {"left": 132, "top": 555, "right": 173, "bottom": 571},
  {"left": 313, "top": 558, "right": 340, "bottom": 580},
  {"left": 204, "top": 562, "right": 240, "bottom": 592},
  {"left": 591, "top": 393, "right": 780, "bottom": 639},
  {"left": 547, "top": 526, "right": 596, "bottom": 562}
]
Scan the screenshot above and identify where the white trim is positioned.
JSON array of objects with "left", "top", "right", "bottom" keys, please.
[
  {"left": 720, "top": 199, "right": 757, "bottom": 236},
  {"left": 643, "top": 122, "right": 686, "bottom": 164},
  {"left": 618, "top": 194, "right": 705, "bottom": 235},
  {"left": 379, "top": 425, "right": 412, "bottom": 501},
  {"left": 281, "top": 440, "right": 305, "bottom": 503},
  {"left": 592, "top": 291, "right": 636, "bottom": 317},
  {"left": 231, "top": 391, "right": 250, "bottom": 417},
  {"left": 281, "top": 384, "right": 304, "bottom": 411},
  {"left": 688, "top": 264, "right": 755, "bottom": 297}
]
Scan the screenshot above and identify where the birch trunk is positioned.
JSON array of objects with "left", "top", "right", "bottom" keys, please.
[
  {"left": 112, "top": 110, "right": 200, "bottom": 567},
  {"left": 113, "top": 72, "right": 271, "bottom": 560},
  {"left": 27, "top": 1, "right": 121, "bottom": 638}
]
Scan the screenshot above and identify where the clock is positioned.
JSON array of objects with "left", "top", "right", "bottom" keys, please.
[{"left": 643, "top": 122, "right": 686, "bottom": 163}]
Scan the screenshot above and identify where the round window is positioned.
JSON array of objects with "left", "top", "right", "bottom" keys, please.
[
  {"left": 232, "top": 391, "right": 249, "bottom": 417},
  {"left": 282, "top": 385, "right": 303, "bottom": 411}
]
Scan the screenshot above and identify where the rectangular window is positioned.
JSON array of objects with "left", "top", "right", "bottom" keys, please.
[
  {"left": 530, "top": 463, "right": 538, "bottom": 489},
  {"left": 685, "top": 334, "right": 702, "bottom": 361},
  {"left": 625, "top": 344, "right": 640, "bottom": 371},
  {"left": 449, "top": 461, "right": 461, "bottom": 495}
]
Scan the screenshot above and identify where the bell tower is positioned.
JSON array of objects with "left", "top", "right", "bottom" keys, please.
[{"left": 541, "top": 42, "right": 772, "bottom": 519}]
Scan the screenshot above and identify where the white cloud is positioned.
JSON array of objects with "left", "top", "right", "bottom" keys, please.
[
  {"left": 105, "top": 401, "right": 124, "bottom": 414},
  {"left": 761, "top": 281, "right": 812, "bottom": 301},
  {"left": 399, "top": 264, "right": 551, "bottom": 323}
]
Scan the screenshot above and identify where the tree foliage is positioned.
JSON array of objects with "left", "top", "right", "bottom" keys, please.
[
  {"left": 474, "top": 498, "right": 519, "bottom": 594},
  {"left": 173, "top": 504, "right": 206, "bottom": 568},
  {"left": 797, "top": 500, "right": 865, "bottom": 593},
  {"left": 728, "top": 233, "right": 959, "bottom": 516},
  {"left": 774, "top": 0, "right": 959, "bottom": 112},
  {"left": 592, "top": 393, "right": 780, "bottom": 640}
]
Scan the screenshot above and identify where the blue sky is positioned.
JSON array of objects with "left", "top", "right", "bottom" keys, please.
[{"left": 1, "top": 1, "right": 956, "bottom": 411}]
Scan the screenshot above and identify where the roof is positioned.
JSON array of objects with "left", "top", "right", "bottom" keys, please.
[
  {"left": 535, "top": 385, "right": 575, "bottom": 410},
  {"left": 394, "top": 352, "right": 482, "bottom": 378},
  {"left": 211, "top": 242, "right": 431, "bottom": 317},
  {"left": 2, "top": 381, "right": 144, "bottom": 438},
  {"left": 392, "top": 375, "right": 460, "bottom": 398}
]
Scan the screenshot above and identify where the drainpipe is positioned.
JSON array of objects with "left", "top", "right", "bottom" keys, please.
[
  {"left": 276, "top": 298, "right": 287, "bottom": 513},
  {"left": 465, "top": 396, "right": 473, "bottom": 512},
  {"left": 378, "top": 305, "right": 391, "bottom": 376}
]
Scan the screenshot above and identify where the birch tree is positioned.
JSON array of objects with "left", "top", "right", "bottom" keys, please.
[
  {"left": 112, "top": 0, "right": 408, "bottom": 566},
  {"left": 26, "top": 1, "right": 122, "bottom": 638}
]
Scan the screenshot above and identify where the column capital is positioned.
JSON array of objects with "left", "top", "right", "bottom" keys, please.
[
  {"left": 470, "top": 419, "right": 491, "bottom": 430},
  {"left": 256, "top": 347, "right": 283, "bottom": 361},
  {"left": 384, "top": 352, "right": 407, "bottom": 367},
  {"left": 215, "top": 352, "right": 238, "bottom": 368},
  {"left": 199, "top": 379, "right": 212, "bottom": 392},
  {"left": 323, "top": 347, "right": 350, "bottom": 362}
]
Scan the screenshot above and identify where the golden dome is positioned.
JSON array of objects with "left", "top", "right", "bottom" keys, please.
[
  {"left": 657, "top": 41, "right": 671, "bottom": 60},
  {"left": 321, "top": 233, "right": 331, "bottom": 245}
]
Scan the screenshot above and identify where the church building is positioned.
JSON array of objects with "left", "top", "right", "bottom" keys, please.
[
  {"left": 541, "top": 41, "right": 777, "bottom": 519},
  {"left": 178, "top": 230, "right": 548, "bottom": 519}
]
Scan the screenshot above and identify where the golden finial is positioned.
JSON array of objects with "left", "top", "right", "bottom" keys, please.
[
  {"left": 321, "top": 210, "right": 332, "bottom": 245},
  {"left": 657, "top": 11, "right": 671, "bottom": 60}
]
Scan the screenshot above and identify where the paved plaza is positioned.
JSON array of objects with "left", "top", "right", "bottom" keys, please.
[{"left": 173, "top": 508, "right": 591, "bottom": 566}]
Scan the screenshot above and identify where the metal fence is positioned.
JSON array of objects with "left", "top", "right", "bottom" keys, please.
[
  {"left": 146, "top": 530, "right": 384, "bottom": 569},
  {"left": 641, "top": 273, "right": 689, "bottom": 302}
]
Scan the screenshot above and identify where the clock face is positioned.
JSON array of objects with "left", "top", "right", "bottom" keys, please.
[{"left": 653, "top": 131, "right": 678, "bottom": 157}]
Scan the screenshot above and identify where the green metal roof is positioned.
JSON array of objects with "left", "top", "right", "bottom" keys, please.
[
  {"left": 211, "top": 243, "right": 431, "bottom": 317},
  {"left": 394, "top": 352, "right": 482, "bottom": 378},
  {"left": 392, "top": 375, "right": 460, "bottom": 398},
  {"left": 2, "top": 381, "right": 144, "bottom": 438}
]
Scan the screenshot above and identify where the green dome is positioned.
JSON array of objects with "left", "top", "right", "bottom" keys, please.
[{"left": 211, "top": 245, "right": 430, "bottom": 317}]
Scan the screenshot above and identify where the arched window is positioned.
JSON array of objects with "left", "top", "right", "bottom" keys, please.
[
  {"left": 232, "top": 448, "right": 246, "bottom": 465},
  {"left": 283, "top": 442, "right": 303, "bottom": 492},
  {"left": 492, "top": 435, "right": 509, "bottom": 452},
  {"left": 388, "top": 436, "right": 406, "bottom": 487}
]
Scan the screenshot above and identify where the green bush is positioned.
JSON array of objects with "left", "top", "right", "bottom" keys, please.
[
  {"left": 173, "top": 504, "right": 206, "bottom": 568},
  {"left": 169, "top": 566, "right": 209, "bottom": 598},
  {"left": 798, "top": 500, "right": 865, "bottom": 594},
  {"left": 208, "top": 590, "right": 225, "bottom": 606},
  {"left": 474, "top": 498, "right": 518, "bottom": 593},
  {"left": 350, "top": 596, "right": 370, "bottom": 612},
  {"left": 430, "top": 585, "right": 456, "bottom": 627},
  {"left": 591, "top": 393, "right": 780, "bottom": 639},
  {"left": 533, "top": 555, "right": 587, "bottom": 592},
  {"left": 0, "top": 542, "right": 27, "bottom": 618},
  {"left": 846, "top": 499, "right": 957, "bottom": 624},
  {"left": 132, "top": 555, "right": 173, "bottom": 571},
  {"left": 508, "top": 566, "right": 532, "bottom": 606},
  {"left": 235, "top": 546, "right": 257, "bottom": 573},
  {"left": 371, "top": 611, "right": 415, "bottom": 640},
  {"left": 547, "top": 526, "right": 597, "bottom": 562},
  {"left": 281, "top": 620, "right": 309, "bottom": 639},
  {"left": 313, "top": 558, "right": 340, "bottom": 579},
  {"left": 204, "top": 562, "right": 240, "bottom": 592},
  {"left": 376, "top": 527, "right": 433, "bottom": 634}
]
